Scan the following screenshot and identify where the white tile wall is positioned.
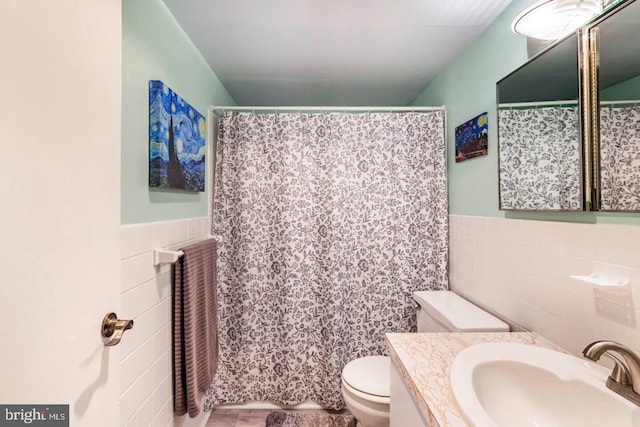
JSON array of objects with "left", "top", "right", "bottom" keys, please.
[
  {"left": 450, "top": 215, "right": 640, "bottom": 357},
  {"left": 118, "top": 211, "right": 639, "bottom": 425},
  {"left": 119, "top": 217, "right": 212, "bottom": 427}
]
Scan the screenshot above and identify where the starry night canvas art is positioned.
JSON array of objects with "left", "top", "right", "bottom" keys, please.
[
  {"left": 149, "top": 80, "right": 206, "bottom": 192},
  {"left": 455, "top": 112, "right": 488, "bottom": 162}
]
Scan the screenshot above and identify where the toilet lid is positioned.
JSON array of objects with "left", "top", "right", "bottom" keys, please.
[{"left": 342, "top": 356, "right": 390, "bottom": 397}]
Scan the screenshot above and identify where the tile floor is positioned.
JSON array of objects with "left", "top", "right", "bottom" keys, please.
[{"left": 205, "top": 408, "right": 352, "bottom": 427}]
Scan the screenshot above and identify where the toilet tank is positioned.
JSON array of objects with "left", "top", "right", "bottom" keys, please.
[{"left": 413, "top": 291, "right": 509, "bottom": 332}]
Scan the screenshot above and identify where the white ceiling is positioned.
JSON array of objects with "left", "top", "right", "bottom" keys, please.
[{"left": 162, "top": 0, "right": 514, "bottom": 106}]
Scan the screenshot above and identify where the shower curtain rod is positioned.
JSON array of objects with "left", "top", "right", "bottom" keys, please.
[
  {"left": 600, "top": 99, "right": 640, "bottom": 106},
  {"left": 209, "top": 105, "right": 445, "bottom": 113},
  {"left": 499, "top": 100, "right": 579, "bottom": 108},
  {"left": 499, "top": 100, "right": 640, "bottom": 109}
]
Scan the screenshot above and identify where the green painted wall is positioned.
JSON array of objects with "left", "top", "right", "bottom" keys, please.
[
  {"left": 601, "top": 75, "right": 640, "bottom": 100},
  {"left": 412, "top": 0, "right": 534, "bottom": 217},
  {"left": 122, "top": 0, "right": 235, "bottom": 224},
  {"left": 413, "top": 0, "right": 640, "bottom": 225}
]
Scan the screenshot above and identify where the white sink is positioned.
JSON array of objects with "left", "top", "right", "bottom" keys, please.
[{"left": 450, "top": 342, "right": 640, "bottom": 427}]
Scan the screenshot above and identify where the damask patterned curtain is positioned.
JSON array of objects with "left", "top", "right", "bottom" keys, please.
[
  {"left": 600, "top": 106, "right": 640, "bottom": 211},
  {"left": 498, "top": 107, "right": 581, "bottom": 210},
  {"left": 206, "top": 111, "right": 447, "bottom": 409}
]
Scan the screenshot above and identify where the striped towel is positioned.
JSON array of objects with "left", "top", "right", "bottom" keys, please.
[{"left": 173, "top": 239, "right": 218, "bottom": 417}]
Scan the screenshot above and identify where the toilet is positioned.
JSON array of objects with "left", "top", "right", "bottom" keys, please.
[{"left": 340, "top": 290, "right": 509, "bottom": 427}]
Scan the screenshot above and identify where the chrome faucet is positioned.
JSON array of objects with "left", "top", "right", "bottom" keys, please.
[{"left": 583, "top": 340, "right": 640, "bottom": 406}]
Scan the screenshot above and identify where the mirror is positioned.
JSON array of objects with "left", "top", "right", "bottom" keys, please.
[
  {"left": 497, "top": 33, "right": 583, "bottom": 211},
  {"left": 592, "top": 0, "right": 640, "bottom": 211}
]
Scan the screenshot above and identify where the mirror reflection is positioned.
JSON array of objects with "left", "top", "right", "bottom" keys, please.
[
  {"left": 594, "top": 0, "right": 640, "bottom": 211},
  {"left": 497, "top": 34, "right": 583, "bottom": 211}
]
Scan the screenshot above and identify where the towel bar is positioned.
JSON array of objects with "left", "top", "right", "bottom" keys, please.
[
  {"left": 153, "top": 249, "right": 184, "bottom": 266},
  {"left": 153, "top": 234, "right": 222, "bottom": 266}
]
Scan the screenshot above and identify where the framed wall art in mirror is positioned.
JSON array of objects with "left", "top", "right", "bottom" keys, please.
[{"left": 497, "top": 33, "right": 584, "bottom": 211}]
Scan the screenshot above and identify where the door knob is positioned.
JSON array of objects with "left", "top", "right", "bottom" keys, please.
[{"left": 101, "top": 312, "right": 134, "bottom": 346}]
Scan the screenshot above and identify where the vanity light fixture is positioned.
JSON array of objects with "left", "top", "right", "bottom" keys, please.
[{"left": 512, "top": 0, "right": 603, "bottom": 40}]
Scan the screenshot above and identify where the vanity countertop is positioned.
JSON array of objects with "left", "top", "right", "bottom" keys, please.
[{"left": 384, "top": 332, "right": 565, "bottom": 427}]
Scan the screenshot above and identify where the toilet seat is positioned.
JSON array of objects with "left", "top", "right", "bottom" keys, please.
[{"left": 342, "top": 356, "right": 390, "bottom": 404}]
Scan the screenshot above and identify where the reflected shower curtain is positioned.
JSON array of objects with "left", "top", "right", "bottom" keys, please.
[
  {"left": 498, "top": 107, "right": 581, "bottom": 210},
  {"left": 600, "top": 106, "right": 640, "bottom": 210},
  {"left": 206, "top": 111, "right": 447, "bottom": 409}
]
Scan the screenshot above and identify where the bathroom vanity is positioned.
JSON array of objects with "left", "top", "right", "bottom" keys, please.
[{"left": 384, "top": 332, "right": 564, "bottom": 427}]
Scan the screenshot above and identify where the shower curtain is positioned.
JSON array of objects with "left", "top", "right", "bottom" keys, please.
[
  {"left": 498, "top": 107, "right": 581, "bottom": 210},
  {"left": 600, "top": 106, "right": 640, "bottom": 210},
  {"left": 206, "top": 111, "right": 447, "bottom": 409}
]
